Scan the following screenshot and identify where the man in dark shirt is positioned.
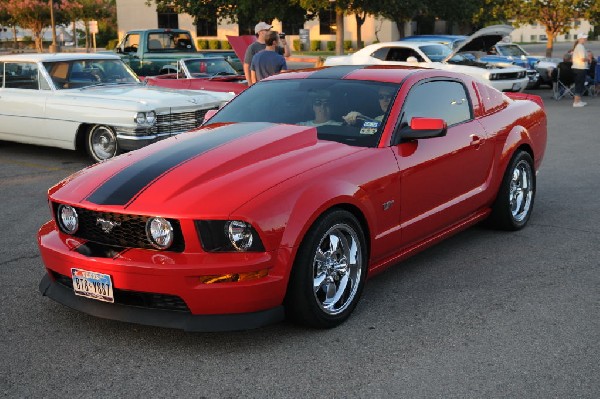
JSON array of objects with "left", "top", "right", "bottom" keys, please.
[
  {"left": 250, "top": 31, "right": 288, "bottom": 84},
  {"left": 244, "top": 22, "right": 290, "bottom": 84}
]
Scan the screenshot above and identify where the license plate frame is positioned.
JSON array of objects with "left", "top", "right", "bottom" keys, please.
[{"left": 71, "top": 268, "right": 114, "bottom": 303}]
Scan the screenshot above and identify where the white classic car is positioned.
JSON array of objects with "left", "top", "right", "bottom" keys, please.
[
  {"left": 0, "top": 53, "right": 233, "bottom": 162},
  {"left": 324, "top": 26, "right": 529, "bottom": 93}
]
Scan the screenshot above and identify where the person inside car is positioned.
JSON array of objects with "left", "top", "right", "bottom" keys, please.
[
  {"left": 298, "top": 90, "right": 343, "bottom": 127},
  {"left": 342, "top": 86, "right": 395, "bottom": 125}
]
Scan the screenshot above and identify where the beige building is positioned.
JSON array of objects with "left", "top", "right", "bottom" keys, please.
[{"left": 116, "top": 0, "right": 593, "bottom": 49}]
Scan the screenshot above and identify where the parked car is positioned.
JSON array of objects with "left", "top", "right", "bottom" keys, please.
[
  {"left": 491, "top": 42, "right": 558, "bottom": 88},
  {"left": 400, "top": 27, "right": 542, "bottom": 89},
  {"left": 145, "top": 57, "right": 247, "bottom": 94},
  {"left": 115, "top": 28, "right": 200, "bottom": 77},
  {"left": 327, "top": 25, "right": 529, "bottom": 92},
  {"left": 0, "top": 53, "right": 233, "bottom": 162},
  {"left": 38, "top": 65, "right": 547, "bottom": 331}
]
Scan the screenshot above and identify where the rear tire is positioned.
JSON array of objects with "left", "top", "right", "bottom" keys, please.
[
  {"left": 86, "top": 125, "right": 120, "bottom": 162},
  {"left": 285, "top": 209, "right": 367, "bottom": 328},
  {"left": 488, "top": 150, "right": 535, "bottom": 230}
]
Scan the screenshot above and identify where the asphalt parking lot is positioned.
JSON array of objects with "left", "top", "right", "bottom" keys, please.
[{"left": 1, "top": 63, "right": 599, "bottom": 397}]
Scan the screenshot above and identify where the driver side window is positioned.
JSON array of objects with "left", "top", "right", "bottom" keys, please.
[
  {"left": 122, "top": 34, "right": 140, "bottom": 53},
  {"left": 401, "top": 80, "right": 472, "bottom": 128}
]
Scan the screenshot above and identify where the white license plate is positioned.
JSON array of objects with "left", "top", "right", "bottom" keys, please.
[{"left": 71, "top": 268, "right": 114, "bottom": 303}]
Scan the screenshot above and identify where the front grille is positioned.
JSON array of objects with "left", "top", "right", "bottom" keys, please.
[
  {"left": 496, "top": 71, "right": 526, "bottom": 80},
  {"left": 155, "top": 108, "right": 216, "bottom": 135},
  {"left": 53, "top": 203, "right": 185, "bottom": 252},
  {"left": 52, "top": 271, "right": 190, "bottom": 312}
]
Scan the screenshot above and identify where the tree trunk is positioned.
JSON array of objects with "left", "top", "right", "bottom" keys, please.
[
  {"left": 12, "top": 26, "right": 17, "bottom": 49},
  {"left": 545, "top": 30, "right": 554, "bottom": 58},
  {"left": 336, "top": 10, "right": 344, "bottom": 55},
  {"left": 355, "top": 13, "right": 365, "bottom": 50}
]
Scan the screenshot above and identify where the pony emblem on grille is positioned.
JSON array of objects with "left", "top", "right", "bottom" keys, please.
[{"left": 96, "top": 218, "right": 121, "bottom": 233}]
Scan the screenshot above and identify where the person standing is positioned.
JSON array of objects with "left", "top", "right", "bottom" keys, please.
[
  {"left": 572, "top": 33, "right": 589, "bottom": 107},
  {"left": 250, "top": 31, "right": 288, "bottom": 84},
  {"left": 243, "top": 22, "right": 290, "bottom": 84}
]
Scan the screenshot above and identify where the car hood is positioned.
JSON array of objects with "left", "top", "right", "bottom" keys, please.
[
  {"left": 60, "top": 84, "right": 233, "bottom": 109},
  {"left": 444, "top": 24, "right": 513, "bottom": 63},
  {"left": 50, "top": 122, "right": 365, "bottom": 216}
]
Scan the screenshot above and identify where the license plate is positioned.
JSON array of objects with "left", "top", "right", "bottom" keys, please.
[{"left": 71, "top": 268, "right": 114, "bottom": 303}]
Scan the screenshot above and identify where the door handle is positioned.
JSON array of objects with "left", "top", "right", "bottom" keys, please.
[{"left": 470, "top": 134, "right": 482, "bottom": 146}]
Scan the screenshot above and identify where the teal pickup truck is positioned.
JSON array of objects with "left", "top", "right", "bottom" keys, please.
[{"left": 115, "top": 29, "right": 199, "bottom": 76}]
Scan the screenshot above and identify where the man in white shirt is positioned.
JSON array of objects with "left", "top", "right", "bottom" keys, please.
[{"left": 572, "top": 33, "right": 588, "bottom": 107}]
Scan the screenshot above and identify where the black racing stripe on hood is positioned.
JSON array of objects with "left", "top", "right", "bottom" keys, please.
[
  {"left": 87, "top": 122, "right": 273, "bottom": 206},
  {"left": 310, "top": 66, "right": 365, "bottom": 79}
]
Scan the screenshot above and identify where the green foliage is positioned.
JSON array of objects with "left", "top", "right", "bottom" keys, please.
[
  {"left": 293, "top": 39, "right": 303, "bottom": 51},
  {"left": 105, "top": 38, "right": 119, "bottom": 50},
  {"left": 220, "top": 40, "right": 232, "bottom": 49},
  {"left": 310, "top": 40, "right": 321, "bottom": 51},
  {"left": 326, "top": 41, "right": 335, "bottom": 51},
  {"left": 208, "top": 39, "right": 220, "bottom": 49},
  {"left": 197, "top": 39, "right": 209, "bottom": 50},
  {"left": 343, "top": 40, "right": 352, "bottom": 51}
]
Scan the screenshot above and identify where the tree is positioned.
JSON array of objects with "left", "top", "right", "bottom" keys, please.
[
  {"left": 2, "top": 0, "right": 53, "bottom": 52},
  {"left": 59, "top": 0, "right": 114, "bottom": 51},
  {"left": 375, "top": 0, "right": 423, "bottom": 38},
  {"left": 476, "top": 0, "right": 597, "bottom": 57}
]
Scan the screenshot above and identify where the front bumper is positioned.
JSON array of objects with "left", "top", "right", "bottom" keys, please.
[
  {"left": 39, "top": 274, "right": 284, "bottom": 332},
  {"left": 38, "top": 220, "right": 290, "bottom": 331},
  {"left": 490, "top": 77, "right": 529, "bottom": 92}
]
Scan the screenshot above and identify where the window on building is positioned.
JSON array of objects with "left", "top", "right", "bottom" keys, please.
[
  {"left": 157, "top": 7, "right": 179, "bottom": 29},
  {"left": 196, "top": 17, "right": 217, "bottom": 37},
  {"left": 237, "top": 16, "right": 254, "bottom": 36},
  {"left": 282, "top": 21, "right": 303, "bottom": 36},
  {"left": 319, "top": 6, "right": 336, "bottom": 35},
  {"left": 530, "top": 35, "right": 537, "bottom": 42}
]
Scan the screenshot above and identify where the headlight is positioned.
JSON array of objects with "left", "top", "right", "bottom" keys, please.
[
  {"left": 226, "top": 221, "right": 253, "bottom": 251},
  {"left": 58, "top": 204, "right": 79, "bottom": 234},
  {"left": 488, "top": 73, "right": 498, "bottom": 80},
  {"left": 135, "top": 111, "right": 157, "bottom": 126},
  {"left": 146, "top": 111, "right": 156, "bottom": 124},
  {"left": 135, "top": 112, "right": 146, "bottom": 124},
  {"left": 146, "top": 217, "right": 174, "bottom": 249},
  {"left": 196, "top": 220, "right": 265, "bottom": 252}
]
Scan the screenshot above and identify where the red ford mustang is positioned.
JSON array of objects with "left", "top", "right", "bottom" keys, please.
[{"left": 38, "top": 65, "right": 547, "bottom": 331}]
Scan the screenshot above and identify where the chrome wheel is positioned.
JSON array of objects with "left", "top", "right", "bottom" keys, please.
[
  {"left": 312, "top": 222, "right": 362, "bottom": 315},
  {"left": 489, "top": 150, "right": 536, "bottom": 231},
  {"left": 87, "top": 125, "right": 118, "bottom": 162},
  {"left": 285, "top": 210, "right": 367, "bottom": 328},
  {"left": 509, "top": 159, "right": 533, "bottom": 222}
]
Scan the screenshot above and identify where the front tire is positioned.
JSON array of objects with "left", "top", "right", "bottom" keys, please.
[
  {"left": 489, "top": 150, "right": 536, "bottom": 230},
  {"left": 285, "top": 209, "right": 367, "bottom": 328},
  {"left": 86, "top": 125, "right": 120, "bottom": 162}
]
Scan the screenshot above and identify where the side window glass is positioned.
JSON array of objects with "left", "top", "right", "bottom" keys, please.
[
  {"left": 370, "top": 47, "right": 389, "bottom": 61},
  {"left": 123, "top": 34, "right": 140, "bottom": 53},
  {"left": 401, "top": 80, "right": 471, "bottom": 127},
  {"left": 0, "top": 62, "right": 4, "bottom": 87},
  {"left": 4, "top": 62, "right": 39, "bottom": 90}
]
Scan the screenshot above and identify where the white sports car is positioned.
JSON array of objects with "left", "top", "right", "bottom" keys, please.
[
  {"left": 0, "top": 53, "right": 233, "bottom": 162},
  {"left": 325, "top": 26, "right": 528, "bottom": 93}
]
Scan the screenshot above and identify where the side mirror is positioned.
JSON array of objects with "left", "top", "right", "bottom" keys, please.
[{"left": 398, "top": 117, "right": 447, "bottom": 142}]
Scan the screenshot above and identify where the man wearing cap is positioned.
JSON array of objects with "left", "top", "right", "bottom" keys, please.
[
  {"left": 572, "top": 33, "right": 589, "bottom": 107},
  {"left": 244, "top": 22, "right": 290, "bottom": 84}
]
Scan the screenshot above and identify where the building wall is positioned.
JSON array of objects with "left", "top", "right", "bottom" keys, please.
[{"left": 116, "top": 0, "right": 592, "bottom": 47}]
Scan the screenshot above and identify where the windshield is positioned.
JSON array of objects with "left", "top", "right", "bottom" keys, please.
[
  {"left": 206, "top": 79, "right": 401, "bottom": 147},
  {"left": 419, "top": 44, "right": 452, "bottom": 62},
  {"left": 183, "top": 58, "right": 238, "bottom": 77},
  {"left": 496, "top": 44, "right": 527, "bottom": 57},
  {"left": 43, "top": 59, "right": 139, "bottom": 89}
]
